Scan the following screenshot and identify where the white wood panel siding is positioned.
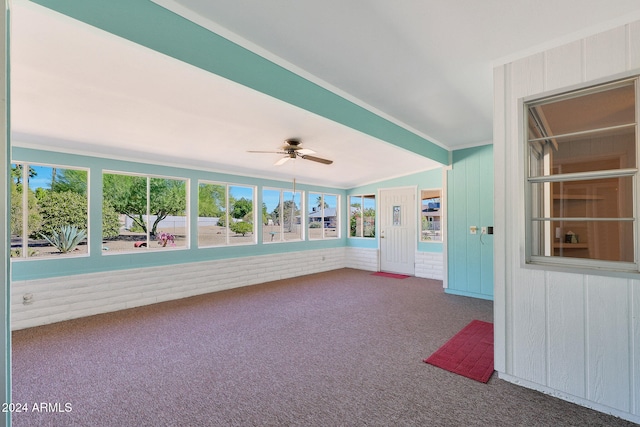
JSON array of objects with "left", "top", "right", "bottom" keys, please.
[
  {"left": 11, "top": 248, "right": 346, "bottom": 331},
  {"left": 494, "top": 20, "right": 640, "bottom": 423}
]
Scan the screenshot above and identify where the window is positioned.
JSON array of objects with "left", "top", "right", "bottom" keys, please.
[
  {"left": 308, "top": 193, "right": 339, "bottom": 239},
  {"left": 262, "top": 188, "right": 303, "bottom": 243},
  {"left": 11, "top": 163, "right": 89, "bottom": 259},
  {"left": 420, "top": 189, "right": 442, "bottom": 242},
  {"left": 198, "top": 181, "right": 256, "bottom": 246},
  {"left": 102, "top": 172, "right": 188, "bottom": 252},
  {"left": 349, "top": 195, "right": 375, "bottom": 238},
  {"left": 525, "top": 78, "right": 637, "bottom": 271}
]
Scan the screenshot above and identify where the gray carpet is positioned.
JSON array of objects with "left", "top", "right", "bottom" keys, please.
[{"left": 11, "top": 268, "right": 637, "bottom": 426}]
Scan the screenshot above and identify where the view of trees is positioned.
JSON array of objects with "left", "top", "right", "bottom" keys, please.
[
  {"left": 11, "top": 165, "right": 191, "bottom": 257},
  {"left": 103, "top": 174, "right": 187, "bottom": 237},
  {"left": 198, "top": 182, "right": 255, "bottom": 242},
  {"left": 11, "top": 164, "right": 103, "bottom": 257},
  {"left": 349, "top": 195, "right": 375, "bottom": 238},
  {"left": 270, "top": 199, "right": 299, "bottom": 231}
]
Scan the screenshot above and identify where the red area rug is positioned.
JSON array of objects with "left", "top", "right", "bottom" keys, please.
[
  {"left": 423, "top": 320, "right": 494, "bottom": 383},
  {"left": 371, "top": 272, "right": 410, "bottom": 279}
]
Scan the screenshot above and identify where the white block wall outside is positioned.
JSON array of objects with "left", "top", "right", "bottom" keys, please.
[
  {"left": 11, "top": 248, "right": 346, "bottom": 331},
  {"left": 344, "top": 247, "right": 378, "bottom": 271},
  {"left": 415, "top": 251, "right": 443, "bottom": 280}
]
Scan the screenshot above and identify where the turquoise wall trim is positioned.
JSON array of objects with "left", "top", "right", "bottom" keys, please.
[
  {"left": 347, "top": 168, "right": 444, "bottom": 252},
  {"left": 11, "top": 147, "right": 346, "bottom": 281},
  {"left": 446, "top": 145, "right": 494, "bottom": 299},
  {"left": 418, "top": 242, "right": 443, "bottom": 253},
  {"left": 30, "top": 0, "right": 449, "bottom": 166}
]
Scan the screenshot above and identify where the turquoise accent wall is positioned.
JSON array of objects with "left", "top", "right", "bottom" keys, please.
[
  {"left": 446, "top": 145, "right": 494, "bottom": 300},
  {"left": 31, "top": 0, "right": 448, "bottom": 166},
  {"left": 347, "top": 168, "right": 444, "bottom": 252},
  {"left": 11, "top": 147, "right": 346, "bottom": 280}
]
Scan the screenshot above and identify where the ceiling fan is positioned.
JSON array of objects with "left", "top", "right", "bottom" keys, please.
[{"left": 248, "top": 139, "right": 333, "bottom": 166}]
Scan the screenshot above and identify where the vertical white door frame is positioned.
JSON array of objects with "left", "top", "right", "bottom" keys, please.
[
  {"left": 442, "top": 165, "right": 451, "bottom": 289},
  {"left": 378, "top": 186, "right": 416, "bottom": 275}
]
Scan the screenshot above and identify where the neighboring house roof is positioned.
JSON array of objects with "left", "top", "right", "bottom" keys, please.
[{"left": 308, "top": 208, "right": 337, "bottom": 219}]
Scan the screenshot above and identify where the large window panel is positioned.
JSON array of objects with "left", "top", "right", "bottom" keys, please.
[
  {"left": 149, "top": 177, "right": 188, "bottom": 250},
  {"left": 198, "top": 182, "right": 227, "bottom": 247},
  {"left": 102, "top": 172, "right": 188, "bottom": 253},
  {"left": 420, "top": 189, "right": 442, "bottom": 242},
  {"left": 309, "top": 193, "right": 339, "bottom": 239},
  {"left": 263, "top": 188, "right": 303, "bottom": 243},
  {"left": 349, "top": 195, "right": 375, "bottom": 238},
  {"left": 526, "top": 78, "right": 638, "bottom": 270},
  {"left": 198, "top": 182, "right": 255, "bottom": 246},
  {"left": 228, "top": 185, "right": 255, "bottom": 245},
  {"left": 11, "top": 163, "right": 89, "bottom": 259}
]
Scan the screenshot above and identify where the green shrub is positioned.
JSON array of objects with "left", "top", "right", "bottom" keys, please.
[
  {"left": 229, "top": 221, "right": 253, "bottom": 236},
  {"left": 38, "top": 191, "right": 87, "bottom": 237},
  {"left": 11, "top": 184, "right": 42, "bottom": 237},
  {"left": 102, "top": 199, "right": 121, "bottom": 239},
  {"left": 41, "top": 225, "right": 87, "bottom": 254},
  {"left": 309, "top": 222, "right": 322, "bottom": 228}
]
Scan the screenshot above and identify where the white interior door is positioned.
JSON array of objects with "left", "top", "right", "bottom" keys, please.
[{"left": 379, "top": 187, "right": 416, "bottom": 275}]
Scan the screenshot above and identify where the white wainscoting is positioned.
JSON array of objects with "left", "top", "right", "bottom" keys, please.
[
  {"left": 11, "top": 246, "right": 446, "bottom": 330},
  {"left": 11, "top": 248, "right": 346, "bottom": 331},
  {"left": 344, "top": 247, "right": 378, "bottom": 271},
  {"left": 415, "top": 251, "right": 444, "bottom": 280}
]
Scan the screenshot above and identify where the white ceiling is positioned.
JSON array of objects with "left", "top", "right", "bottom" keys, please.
[{"left": 11, "top": 0, "right": 640, "bottom": 188}]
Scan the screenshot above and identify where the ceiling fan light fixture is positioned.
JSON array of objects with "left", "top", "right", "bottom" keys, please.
[{"left": 250, "top": 138, "right": 333, "bottom": 166}]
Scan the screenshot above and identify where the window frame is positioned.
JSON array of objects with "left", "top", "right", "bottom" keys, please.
[
  {"left": 197, "top": 180, "right": 257, "bottom": 247},
  {"left": 348, "top": 194, "right": 376, "bottom": 238},
  {"left": 308, "top": 192, "right": 340, "bottom": 240},
  {"left": 102, "top": 170, "right": 190, "bottom": 254},
  {"left": 420, "top": 189, "right": 442, "bottom": 242},
  {"left": 523, "top": 76, "right": 640, "bottom": 273},
  {"left": 262, "top": 187, "right": 304, "bottom": 244},
  {"left": 10, "top": 162, "right": 90, "bottom": 261}
]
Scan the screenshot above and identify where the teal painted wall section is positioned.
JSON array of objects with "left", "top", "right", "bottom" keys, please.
[
  {"left": 347, "top": 168, "right": 444, "bottom": 253},
  {"left": 11, "top": 147, "right": 346, "bottom": 280},
  {"left": 31, "top": 0, "right": 448, "bottom": 165},
  {"left": 447, "top": 145, "right": 494, "bottom": 300}
]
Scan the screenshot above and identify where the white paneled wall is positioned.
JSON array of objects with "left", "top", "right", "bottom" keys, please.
[
  {"left": 494, "top": 20, "right": 640, "bottom": 423},
  {"left": 415, "top": 251, "right": 444, "bottom": 280},
  {"left": 11, "top": 248, "right": 346, "bottom": 331}
]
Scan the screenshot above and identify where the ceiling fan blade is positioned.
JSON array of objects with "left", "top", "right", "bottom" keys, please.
[
  {"left": 274, "top": 157, "right": 291, "bottom": 166},
  {"left": 247, "top": 150, "right": 285, "bottom": 154},
  {"left": 301, "top": 154, "right": 333, "bottom": 165}
]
